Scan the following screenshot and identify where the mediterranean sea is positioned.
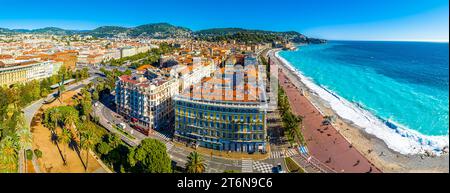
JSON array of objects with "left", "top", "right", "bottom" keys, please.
[{"left": 279, "top": 41, "right": 449, "bottom": 154}]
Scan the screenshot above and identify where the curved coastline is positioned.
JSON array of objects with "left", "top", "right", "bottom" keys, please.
[{"left": 274, "top": 49, "right": 449, "bottom": 156}]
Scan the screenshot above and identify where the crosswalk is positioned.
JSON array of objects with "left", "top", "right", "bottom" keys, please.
[
  {"left": 153, "top": 131, "right": 171, "bottom": 141},
  {"left": 270, "top": 151, "right": 284, "bottom": 159},
  {"left": 285, "top": 149, "right": 298, "bottom": 157},
  {"left": 241, "top": 159, "right": 253, "bottom": 173},
  {"left": 269, "top": 149, "right": 298, "bottom": 159},
  {"left": 165, "top": 142, "right": 174, "bottom": 151}
]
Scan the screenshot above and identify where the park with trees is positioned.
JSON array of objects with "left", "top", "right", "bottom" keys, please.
[{"left": 0, "top": 66, "right": 90, "bottom": 173}]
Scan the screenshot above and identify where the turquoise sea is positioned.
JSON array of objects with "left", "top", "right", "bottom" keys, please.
[{"left": 279, "top": 41, "right": 449, "bottom": 154}]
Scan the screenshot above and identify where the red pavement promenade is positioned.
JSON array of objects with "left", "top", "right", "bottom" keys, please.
[{"left": 279, "top": 71, "right": 381, "bottom": 173}]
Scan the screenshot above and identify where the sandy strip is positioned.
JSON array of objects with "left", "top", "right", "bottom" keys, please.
[{"left": 273, "top": 49, "right": 449, "bottom": 173}]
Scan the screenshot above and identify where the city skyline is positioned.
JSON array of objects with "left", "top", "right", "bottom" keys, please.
[{"left": 0, "top": 0, "right": 448, "bottom": 42}]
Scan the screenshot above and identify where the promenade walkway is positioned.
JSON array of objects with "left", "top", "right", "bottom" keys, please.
[{"left": 271, "top": 49, "right": 380, "bottom": 173}]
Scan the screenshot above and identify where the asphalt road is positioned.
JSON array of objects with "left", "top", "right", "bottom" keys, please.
[{"left": 92, "top": 102, "right": 244, "bottom": 172}]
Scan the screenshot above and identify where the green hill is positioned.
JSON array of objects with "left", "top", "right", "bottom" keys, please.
[
  {"left": 0, "top": 23, "right": 326, "bottom": 43},
  {"left": 85, "top": 23, "right": 192, "bottom": 38},
  {"left": 88, "top": 26, "right": 129, "bottom": 37},
  {"left": 194, "top": 28, "right": 324, "bottom": 44},
  {"left": 128, "top": 23, "right": 192, "bottom": 38}
]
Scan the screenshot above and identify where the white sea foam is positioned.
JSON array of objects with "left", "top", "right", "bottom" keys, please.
[{"left": 275, "top": 51, "right": 449, "bottom": 155}]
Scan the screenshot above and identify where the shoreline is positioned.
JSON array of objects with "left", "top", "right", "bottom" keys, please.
[{"left": 272, "top": 48, "right": 449, "bottom": 173}]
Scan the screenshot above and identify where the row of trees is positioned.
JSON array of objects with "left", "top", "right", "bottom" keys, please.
[
  {"left": 278, "top": 86, "right": 305, "bottom": 146},
  {"left": 0, "top": 109, "right": 32, "bottom": 172}
]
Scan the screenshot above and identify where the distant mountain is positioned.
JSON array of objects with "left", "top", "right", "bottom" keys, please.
[
  {"left": 0, "top": 23, "right": 326, "bottom": 43},
  {"left": 0, "top": 27, "right": 77, "bottom": 35},
  {"left": 86, "top": 23, "right": 192, "bottom": 38},
  {"left": 88, "top": 26, "right": 129, "bottom": 37},
  {"left": 29, "top": 27, "right": 75, "bottom": 35},
  {"left": 0, "top": 28, "right": 14, "bottom": 34},
  {"left": 128, "top": 23, "right": 192, "bottom": 38}
]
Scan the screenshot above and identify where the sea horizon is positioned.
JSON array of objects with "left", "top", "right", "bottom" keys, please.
[{"left": 326, "top": 39, "right": 449, "bottom": 43}]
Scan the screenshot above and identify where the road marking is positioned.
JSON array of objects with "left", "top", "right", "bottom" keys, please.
[
  {"left": 253, "top": 161, "right": 273, "bottom": 173},
  {"left": 270, "top": 151, "right": 281, "bottom": 159},
  {"left": 270, "top": 149, "right": 299, "bottom": 159},
  {"left": 166, "top": 142, "right": 174, "bottom": 151},
  {"left": 241, "top": 159, "right": 253, "bottom": 173},
  {"left": 285, "top": 149, "right": 298, "bottom": 157}
]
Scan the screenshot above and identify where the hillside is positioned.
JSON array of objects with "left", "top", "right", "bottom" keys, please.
[
  {"left": 194, "top": 28, "right": 325, "bottom": 44},
  {"left": 1, "top": 27, "right": 79, "bottom": 35},
  {"left": 87, "top": 26, "right": 129, "bottom": 37},
  {"left": 128, "top": 23, "right": 192, "bottom": 38},
  {"left": 84, "top": 23, "right": 192, "bottom": 38},
  {"left": 0, "top": 23, "right": 326, "bottom": 43}
]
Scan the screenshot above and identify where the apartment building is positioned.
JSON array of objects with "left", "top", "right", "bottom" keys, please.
[
  {"left": 174, "top": 56, "right": 268, "bottom": 153},
  {"left": 115, "top": 71, "right": 179, "bottom": 134},
  {"left": 0, "top": 60, "right": 62, "bottom": 86}
]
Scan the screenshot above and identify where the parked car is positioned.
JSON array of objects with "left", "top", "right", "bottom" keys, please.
[{"left": 117, "top": 123, "right": 126, "bottom": 130}]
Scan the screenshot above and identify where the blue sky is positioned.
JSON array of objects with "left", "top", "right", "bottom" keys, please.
[{"left": 0, "top": 0, "right": 448, "bottom": 41}]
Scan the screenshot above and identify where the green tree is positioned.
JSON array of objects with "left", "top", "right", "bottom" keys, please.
[
  {"left": 92, "top": 90, "right": 99, "bottom": 101},
  {"left": 185, "top": 151, "right": 206, "bottom": 173},
  {"left": 105, "top": 133, "right": 122, "bottom": 149},
  {"left": 0, "top": 136, "right": 18, "bottom": 172},
  {"left": 49, "top": 109, "right": 61, "bottom": 131},
  {"left": 80, "top": 129, "right": 97, "bottom": 171},
  {"left": 63, "top": 108, "right": 79, "bottom": 132},
  {"left": 128, "top": 139, "right": 172, "bottom": 173},
  {"left": 16, "top": 127, "right": 32, "bottom": 150},
  {"left": 34, "top": 149, "right": 43, "bottom": 159},
  {"left": 96, "top": 142, "right": 112, "bottom": 155},
  {"left": 26, "top": 149, "right": 33, "bottom": 160},
  {"left": 61, "top": 128, "right": 72, "bottom": 162}
]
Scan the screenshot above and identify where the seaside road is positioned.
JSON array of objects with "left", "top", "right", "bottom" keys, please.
[{"left": 269, "top": 49, "right": 381, "bottom": 173}]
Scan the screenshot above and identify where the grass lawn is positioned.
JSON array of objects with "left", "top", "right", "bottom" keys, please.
[{"left": 285, "top": 157, "right": 305, "bottom": 173}]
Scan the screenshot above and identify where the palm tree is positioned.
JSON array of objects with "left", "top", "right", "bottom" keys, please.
[
  {"left": 61, "top": 128, "right": 72, "bottom": 164},
  {"left": 50, "top": 109, "right": 60, "bottom": 131},
  {"left": 64, "top": 110, "right": 79, "bottom": 139},
  {"left": 16, "top": 126, "right": 32, "bottom": 150},
  {"left": 185, "top": 151, "right": 206, "bottom": 173},
  {"left": 282, "top": 112, "right": 300, "bottom": 142},
  {"left": 16, "top": 127, "right": 32, "bottom": 172},
  {"left": 56, "top": 74, "right": 66, "bottom": 103},
  {"left": 64, "top": 110, "right": 78, "bottom": 130},
  {"left": 80, "top": 129, "right": 97, "bottom": 172},
  {"left": 0, "top": 136, "right": 19, "bottom": 173}
]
